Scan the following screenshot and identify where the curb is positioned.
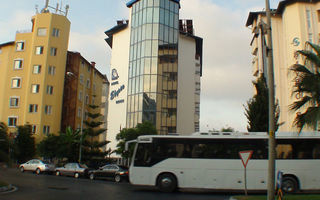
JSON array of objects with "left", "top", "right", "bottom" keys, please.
[{"left": 0, "top": 184, "right": 18, "bottom": 194}]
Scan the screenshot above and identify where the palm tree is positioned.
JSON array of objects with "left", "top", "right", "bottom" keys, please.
[{"left": 290, "top": 42, "right": 320, "bottom": 132}]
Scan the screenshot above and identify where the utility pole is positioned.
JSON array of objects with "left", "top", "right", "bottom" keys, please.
[{"left": 265, "top": 0, "right": 276, "bottom": 200}]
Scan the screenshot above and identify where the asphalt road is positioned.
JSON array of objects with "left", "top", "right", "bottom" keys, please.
[{"left": 0, "top": 168, "right": 232, "bottom": 200}]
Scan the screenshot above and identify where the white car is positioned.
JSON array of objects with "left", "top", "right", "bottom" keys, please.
[{"left": 19, "top": 159, "right": 56, "bottom": 174}]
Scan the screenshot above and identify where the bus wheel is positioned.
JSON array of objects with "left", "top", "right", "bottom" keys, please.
[
  {"left": 157, "top": 173, "right": 177, "bottom": 192},
  {"left": 282, "top": 177, "right": 298, "bottom": 193}
]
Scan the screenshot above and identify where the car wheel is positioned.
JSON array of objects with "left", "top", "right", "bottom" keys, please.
[
  {"left": 157, "top": 173, "right": 177, "bottom": 192},
  {"left": 282, "top": 177, "right": 298, "bottom": 194},
  {"left": 55, "top": 171, "right": 60, "bottom": 176},
  {"left": 114, "top": 175, "right": 121, "bottom": 183},
  {"left": 74, "top": 172, "right": 80, "bottom": 178},
  {"left": 20, "top": 167, "right": 24, "bottom": 173},
  {"left": 89, "top": 173, "right": 95, "bottom": 180},
  {"left": 36, "top": 168, "right": 41, "bottom": 175}
]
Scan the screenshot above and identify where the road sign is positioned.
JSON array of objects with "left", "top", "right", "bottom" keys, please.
[{"left": 239, "top": 150, "right": 253, "bottom": 168}]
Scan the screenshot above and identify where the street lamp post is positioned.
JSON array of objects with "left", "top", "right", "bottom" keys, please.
[
  {"left": 264, "top": 0, "right": 276, "bottom": 200},
  {"left": 66, "top": 71, "right": 85, "bottom": 164}
]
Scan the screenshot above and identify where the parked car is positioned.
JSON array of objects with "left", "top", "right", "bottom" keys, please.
[
  {"left": 19, "top": 159, "right": 55, "bottom": 174},
  {"left": 88, "top": 164, "right": 128, "bottom": 182},
  {"left": 55, "top": 163, "right": 88, "bottom": 178}
]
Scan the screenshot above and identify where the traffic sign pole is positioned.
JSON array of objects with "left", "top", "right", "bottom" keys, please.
[{"left": 239, "top": 150, "right": 253, "bottom": 196}]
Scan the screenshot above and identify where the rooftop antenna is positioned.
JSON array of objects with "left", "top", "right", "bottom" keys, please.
[
  {"left": 60, "top": 0, "right": 63, "bottom": 14},
  {"left": 45, "top": 0, "right": 49, "bottom": 9},
  {"left": 55, "top": 3, "right": 59, "bottom": 13},
  {"left": 65, "top": 5, "right": 69, "bottom": 17},
  {"left": 35, "top": 4, "right": 39, "bottom": 14}
]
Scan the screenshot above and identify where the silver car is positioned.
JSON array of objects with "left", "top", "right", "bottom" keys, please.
[
  {"left": 55, "top": 163, "right": 88, "bottom": 178},
  {"left": 19, "top": 159, "right": 56, "bottom": 174}
]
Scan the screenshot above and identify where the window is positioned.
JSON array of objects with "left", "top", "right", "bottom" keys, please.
[
  {"left": 81, "top": 61, "right": 85, "bottom": 68},
  {"left": 0, "top": 48, "right": 2, "bottom": 54},
  {"left": 46, "top": 85, "right": 53, "bottom": 95},
  {"left": 16, "top": 42, "right": 24, "bottom": 51},
  {"left": 87, "top": 65, "right": 91, "bottom": 72},
  {"left": 29, "top": 104, "right": 38, "bottom": 113},
  {"left": 48, "top": 66, "right": 56, "bottom": 75},
  {"left": 80, "top": 74, "right": 84, "bottom": 84},
  {"left": 14, "top": 59, "right": 23, "bottom": 69},
  {"left": 86, "top": 79, "right": 90, "bottom": 88},
  {"left": 78, "top": 107, "right": 81, "bottom": 117},
  {"left": 8, "top": 117, "right": 17, "bottom": 127},
  {"left": 35, "top": 46, "right": 44, "bottom": 55},
  {"left": 306, "top": 9, "right": 312, "bottom": 29},
  {"left": 93, "top": 84, "right": 96, "bottom": 91},
  {"left": 31, "top": 84, "right": 40, "bottom": 93},
  {"left": 84, "top": 111, "right": 88, "bottom": 120},
  {"left": 11, "top": 78, "right": 21, "bottom": 88},
  {"left": 92, "top": 96, "right": 95, "bottom": 105},
  {"left": 37, "top": 28, "right": 47, "bottom": 36},
  {"left": 52, "top": 28, "right": 60, "bottom": 37},
  {"left": 33, "top": 65, "right": 41, "bottom": 74},
  {"left": 9, "top": 97, "right": 19, "bottom": 107},
  {"left": 43, "top": 125, "right": 50, "bottom": 134},
  {"left": 45, "top": 105, "right": 52, "bottom": 115},
  {"left": 32, "top": 125, "right": 37, "bottom": 134},
  {"left": 50, "top": 47, "right": 57, "bottom": 56},
  {"left": 79, "top": 91, "right": 83, "bottom": 101},
  {"left": 85, "top": 95, "right": 89, "bottom": 105}
]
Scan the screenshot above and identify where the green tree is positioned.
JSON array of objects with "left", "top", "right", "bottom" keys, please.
[
  {"left": 14, "top": 125, "right": 35, "bottom": 163},
  {"left": 244, "top": 74, "right": 281, "bottom": 132},
  {"left": 37, "top": 134, "right": 60, "bottom": 160},
  {"left": 82, "top": 104, "right": 109, "bottom": 160},
  {"left": 290, "top": 42, "right": 320, "bottom": 132},
  {"left": 115, "top": 121, "right": 157, "bottom": 158},
  {"left": 220, "top": 126, "right": 235, "bottom": 132},
  {"left": 0, "top": 122, "right": 9, "bottom": 162},
  {"left": 37, "top": 126, "right": 80, "bottom": 161},
  {"left": 59, "top": 126, "right": 81, "bottom": 161}
]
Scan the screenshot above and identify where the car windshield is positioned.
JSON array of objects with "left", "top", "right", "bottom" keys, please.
[
  {"left": 118, "top": 166, "right": 128, "bottom": 170},
  {"left": 80, "top": 164, "right": 88, "bottom": 168}
]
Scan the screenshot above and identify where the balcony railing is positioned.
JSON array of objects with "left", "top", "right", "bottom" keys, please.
[{"left": 16, "top": 29, "right": 32, "bottom": 34}]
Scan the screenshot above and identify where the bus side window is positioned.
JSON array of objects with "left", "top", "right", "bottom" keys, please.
[
  {"left": 313, "top": 145, "right": 320, "bottom": 159},
  {"left": 276, "top": 144, "right": 293, "bottom": 159}
]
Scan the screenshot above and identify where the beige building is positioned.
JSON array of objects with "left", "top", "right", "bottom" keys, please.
[
  {"left": 246, "top": 0, "right": 320, "bottom": 132},
  {"left": 104, "top": 0, "right": 203, "bottom": 151},
  {"left": 0, "top": 5, "right": 70, "bottom": 141},
  {"left": 61, "top": 52, "right": 108, "bottom": 136}
]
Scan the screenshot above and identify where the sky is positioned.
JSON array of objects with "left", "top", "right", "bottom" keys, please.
[{"left": 0, "top": 0, "right": 281, "bottom": 132}]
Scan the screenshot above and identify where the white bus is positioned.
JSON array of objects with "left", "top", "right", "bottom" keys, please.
[{"left": 128, "top": 132, "right": 320, "bottom": 193}]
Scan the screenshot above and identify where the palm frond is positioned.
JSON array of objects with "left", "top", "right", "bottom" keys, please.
[
  {"left": 293, "top": 107, "right": 320, "bottom": 132},
  {"left": 307, "top": 41, "right": 320, "bottom": 57},
  {"left": 289, "top": 96, "right": 312, "bottom": 111},
  {"left": 297, "top": 50, "right": 320, "bottom": 68}
]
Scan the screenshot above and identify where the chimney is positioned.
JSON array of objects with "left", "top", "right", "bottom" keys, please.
[{"left": 91, "top": 62, "right": 96, "bottom": 67}]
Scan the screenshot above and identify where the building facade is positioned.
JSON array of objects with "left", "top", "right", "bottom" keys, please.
[
  {"left": 246, "top": 0, "right": 320, "bottom": 132},
  {"left": 61, "top": 51, "right": 108, "bottom": 138},
  {"left": 0, "top": 5, "right": 70, "bottom": 142},
  {"left": 105, "top": 0, "right": 203, "bottom": 151}
]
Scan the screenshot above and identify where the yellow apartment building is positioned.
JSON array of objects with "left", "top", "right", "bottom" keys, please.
[
  {"left": 246, "top": 0, "right": 320, "bottom": 132},
  {"left": 0, "top": 5, "right": 70, "bottom": 142}
]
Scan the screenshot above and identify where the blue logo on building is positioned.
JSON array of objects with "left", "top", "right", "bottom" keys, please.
[
  {"left": 110, "top": 85, "right": 125, "bottom": 100},
  {"left": 112, "top": 69, "right": 119, "bottom": 80}
]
